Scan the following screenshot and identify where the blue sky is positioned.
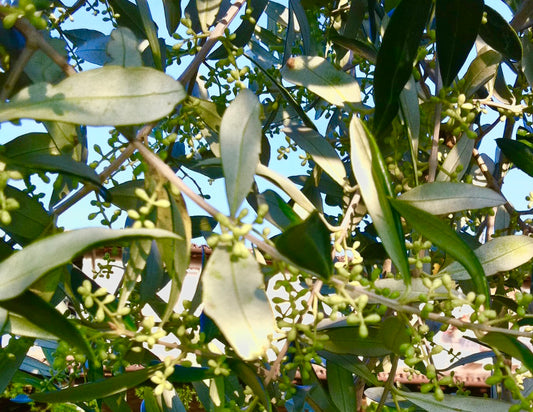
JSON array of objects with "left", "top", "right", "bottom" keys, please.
[{"left": 1, "top": 0, "right": 531, "bottom": 236}]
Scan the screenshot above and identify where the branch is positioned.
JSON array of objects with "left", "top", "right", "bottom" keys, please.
[
  {"left": 52, "top": 124, "right": 156, "bottom": 216},
  {"left": 178, "top": 0, "right": 246, "bottom": 85},
  {"left": 13, "top": 17, "right": 76, "bottom": 76},
  {"left": 337, "top": 279, "right": 533, "bottom": 338}
]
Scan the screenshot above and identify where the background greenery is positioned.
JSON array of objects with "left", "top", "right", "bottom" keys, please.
[{"left": 0, "top": 0, "right": 533, "bottom": 411}]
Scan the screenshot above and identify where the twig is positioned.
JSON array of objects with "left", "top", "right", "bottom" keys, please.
[
  {"left": 52, "top": 124, "right": 156, "bottom": 216},
  {"left": 0, "top": 46, "right": 35, "bottom": 101},
  {"left": 13, "top": 17, "right": 76, "bottom": 76},
  {"left": 337, "top": 279, "right": 533, "bottom": 338},
  {"left": 178, "top": 0, "right": 246, "bottom": 85}
]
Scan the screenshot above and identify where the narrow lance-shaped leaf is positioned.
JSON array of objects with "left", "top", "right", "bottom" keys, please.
[
  {"left": 442, "top": 236, "right": 533, "bottom": 280},
  {"left": 436, "top": 0, "right": 484, "bottom": 87},
  {"left": 220, "top": 89, "right": 262, "bottom": 217},
  {"left": 480, "top": 332, "right": 533, "bottom": 373},
  {"left": 1, "top": 152, "right": 101, "bottom": 187},
  {"left": 0, "top": 336, "right": 32, "bottom": 394},
  {"left": 163, "top": 0, "right": 182, "bottom": 35},
  {"left": 461, "top": 49, "right": 501, "bottom": 98},
  {"left": 350, "top": 116, "right": 410, "bottom": 282},
  {"left": 275, "top": 211, "right": 332, "bottom": 279},
  {"left": 283, "top": 125, "right": 347, "bottom": 187},
  {"left": 280, "top": 56, "right": 361, "bottom": 107},
  {"left": 136, "top": 0, "right": 163, "bottom": 70},
  {"left": 327, "top": 361, "right": 357, "bottom": 412},
  {"left": 496, "top": 138, "right": 533, "bottom": 177},
  {"left": 106, "top": 27, "right": 142, "bottom": 67},
  {"left": 0, "top": 66, "right": 186, "bottom": 126},
  {"left": 0, "top": 291, "right": 94, "bottom": 361},
  {"left": 478, "top": 5, "right": 522, "bottom": 62},
  {"left": 389, "top": 198, "right": 489, "bottom": 303},
  {"left": 436, "top": 133, "right": 475, "bottom": 182},
  {"left": 0, "top": 228, "right": 179, "bottom": 301},
  {"left": 202, "top": 246, "right": 276, "bottom": 361},
  {"left": 398, "top": 182, "right": 506, "bottom": 215},
  {"left": 373, "top": 0, "right": 431, "bottom": 138},
  {"left": 197, "top": 0, "right": 222, "bottom": 32},
  {"left": 31, "top": 364, "right": 164, "bottom": 403}
]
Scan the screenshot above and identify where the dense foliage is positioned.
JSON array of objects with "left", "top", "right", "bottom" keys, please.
[{"left": 1, "top": 0, "right": 533, "bottom": 410}]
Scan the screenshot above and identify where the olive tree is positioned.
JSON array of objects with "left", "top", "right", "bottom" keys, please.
[{"left": 0, "top": 0, "right": 532, "bottom": 410}]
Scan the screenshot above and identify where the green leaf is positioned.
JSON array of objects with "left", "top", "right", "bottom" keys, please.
[
  {"left": 197, "top": 0, "right": 222, "bottom": 32},
  {"left": 0, "top": 228, "right": 179, "bottom": 300},
  {"left": 377, "top": 317, "right": 410, "bottom": 355},
  {"left": 191, "top": 215, "right": 217, "bottom": 238},
  {"left": 108, "top": 0, "right": 146, "bottom": 39},
  {"left": 436, "top": 133, "right": 475, "bottom": 182},
  {"left": 461, "top": 49, "right": 501, "bottom": 98},
  {"left": 399, "top": 75, "right": 420, "bottom": 159},
  {"left": 1, "top": 309, "right": 57, "bottom": 340},
  {"left": 256, "top": 164, "right": 316, "bottom": 214},
  {"left": 320, "top": 325, "right": 391, "bottom": 357},
  {"left": 330, "top": 34, "right": 377, "bottom": 63},
  {"left": 227, "top": 359, "right": 271, "bottom": 411},
  {"left": 280, "top": 56, "right": 361, "bottom": 107},
  {"left": 275, "top": 211, "right": 332, "bottom": 279},
  {"left": 202, "top": 246, "right": 276, "bottom": 361},
  {"left": 31, "top": 364, "right": 163, "bottom": 403},
  {"left": 137, "top": 0, "right": 163, "bottom": 70},
  {"left": 163, "top": 0, "right": 181, "bottom": 35},
  {"left": 1, "top": 185, "right": 52, "bottom": 245},
  {"left": 1, "top": 153, "right": 101, "bottom": 187},
  {"left": 399, "top": 389, "right": 512, "bottom": 412},
  {"left": 374, "top": 277, "right": 454, "bottom": 303},
  {"left": 373, "top": 0, "right": 431, "bottom": 138},
  {"left": 254, "top": 189, "right": 301, "bottom": 230},
  {"left": 496, "top": 138, "right": 533, "bottom": 177},
  {"left": 0, "top": 290, "right": 94, "bottom": 361},
  {"left": 24, "top": 36, "right": 67, "bottom": 84},
  {"left": 327, "top": 361, "right": 357, "bottom": 412},
  {"left": 350, "top": 116, "right": 410, "bottom": 282},
  {"left": 436, "top": 0, "right": 484, "bottom": 87},
  {"left": 108, "top": 179, "right": 144, "bottom": 211},
  {"left": 160, "top": 185, "right": 192, "bottom": 284},
  {"left": 0, "top": 66, "right": 186, "bottom": 126},
  {"left": 442, "top": 236, "right": 533, "bottom": 280},
  {"left": 389, "top": 199, "right": 489, "bottom": 303},
  {"left": 481, "top": 332, "right": 533, "bottom": 373},
  {"left": 220, "top": 89, "right": 262, "bottom": 217},
  {"left": 283, "top": 125, "right": 347, "bottom": 187},
  {"left": 106, "top": 27, "right": 142, "bottom": 67},
  {"left": 0, "top": 337, "right": 32, "bottom": 394},
  {"left": 317, "top": 351, "right": 379, "bottom": 386},
  {"left": 478, "top": 5, "right": 522, "bottom": 61},
  {"left": 168, "top": 365, "right": 216, "bottom": 383},
  {"left": 397, "top": 182, "right": 505, "bottom": 215}
]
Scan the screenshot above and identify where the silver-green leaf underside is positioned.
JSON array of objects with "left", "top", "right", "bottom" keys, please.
[
  {"left": 442, "top": 236, "right": 533, "bottom": 280},
  {"left": 202, "top": 246, "right": 276, "bottom": 361},
  {"left": 0, "top": 228, "right": 179, "bottom": 300},
  {"left": 398, "top": 182, "right": 505, "bottom": 215},
  {"left": 0, "top": 66, "right": 185, "bottom": 126},
  {"left": 281, "top": 56, "right": 361, "bottom": 107},
  {"left": 436, "top": 133, "right": 475, "bottom": 182},
  {"left": 283, "top": 125, "right": 347, "bottom": 187},
  {"left": 220, "top": 89, "right": 262, "bottom": 217}
]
